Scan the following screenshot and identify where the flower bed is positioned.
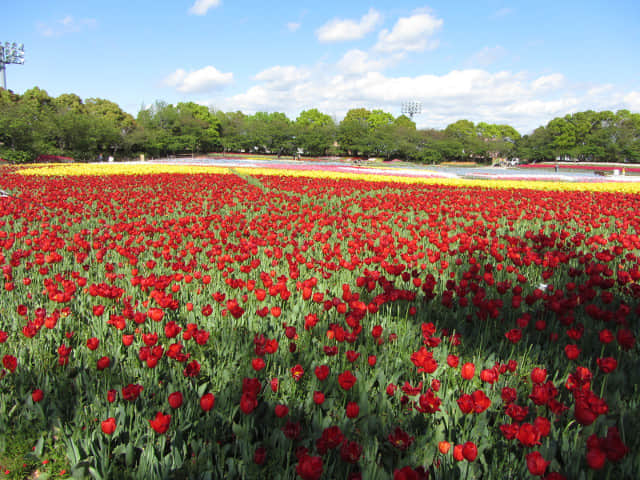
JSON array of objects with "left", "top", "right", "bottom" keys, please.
[
  {"left": 520, "top": 163, "right": 640, "bottom": 173},
  {"left": 0, "top": 164, "right": 637, "bottom": 478}
]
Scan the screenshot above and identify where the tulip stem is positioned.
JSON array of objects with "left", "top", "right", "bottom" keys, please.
[
  {"left": 599, "top": 375, "right": 607, "bottom": 400},
  {"left": 285, "top": 441, "right": 293, "bottom": 476}
]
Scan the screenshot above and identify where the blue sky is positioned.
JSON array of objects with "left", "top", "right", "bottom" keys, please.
[{"left": 3, "top": 0, "right": 639, "bottom": 133}]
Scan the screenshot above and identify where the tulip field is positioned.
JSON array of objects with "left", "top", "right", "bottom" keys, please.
[{"left": 0, "top": 163, "right": 638, "bottom": 479}]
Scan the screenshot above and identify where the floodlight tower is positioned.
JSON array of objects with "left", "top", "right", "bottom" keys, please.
[
  {"left": 0, "top": 42, "right": 25, "bottom": 90},
  {"left": 401, "top": 101, "right": 422, "bottom": 119}
]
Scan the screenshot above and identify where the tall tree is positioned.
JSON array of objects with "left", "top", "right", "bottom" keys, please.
[
  {"left": 85, "top": 98, "right": 136, "bottom": 156},
  {"left": 476, "top": 122, "right": 521, "bottom": 160},
  {"left": 176, "top": 102, "right": 222, "bottom": 153},
  {"left": 0, "top": 92, "right": 38, "bottom": 161},
  {"left": 294, "top": 109, "right": 336, "bottom": 156},
  {"left": 338, "top": 108, "right": 372, "bottom": 156},
  {"left": 546, "top": 117, "right": 576, "bottom": 160},
  {"left": 391, "top": 115, "right": 418, "bottom": 160},
  {"left": 215, "top": 111, "right": 248, "bottom": 153},
  {"left": 514, "top": 126, "right": 553, "bottom": 162},
  {"left": 245, "top": 112, "right": 293, "bottom": 155},
  {"left": 615, "top": 110, "right": 640, "bottom": 163},
  {"left": 444, "top": 119, "right": 486, "bottom": 161}
]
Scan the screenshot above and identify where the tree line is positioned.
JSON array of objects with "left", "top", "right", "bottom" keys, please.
[{"left": 1, "top": 87, "right": 639, "bottom": 163}]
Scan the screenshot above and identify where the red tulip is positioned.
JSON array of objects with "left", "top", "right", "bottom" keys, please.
[
  {"left": 168, "top": 391, "right": 183, "bottom": 409},
  {"left": 338, "top": 370, "right": 357, "bottom": 390},
  {"left": 31, "top": 389, "right": 44, "bottom": 403},
  {"left": 101, "top": 417, "right": 116, "bottom": 435},
  {"left": 345, "top": 402, "right": 359, "bottom": 419},
  {"left": 2, "top": 355, "right": 17, "bottom": 373},
  {"left": 462, "top": 441, "right": 478, "bottom": 461},
  {"left": 461, "top": 362, "right": 475, "bottom": 380},
  {"left": 274, "top": 404, "right": 289, "bottom": 418},
  {"left": 526, "top": 451, "right": 549, "bottom": 476},
  {"left": 149, "top": 412, "right": 171, "bottom": 434},
  {"left": 200, "top": 393, "right": 215, "bottom": 412}
]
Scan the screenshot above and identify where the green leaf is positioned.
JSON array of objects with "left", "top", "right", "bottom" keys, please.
[
  {"left": 33, "top": 435, "right": 45, "bottom": 457},
  {"left": 197, "top": 382, "right": 210, "bottom": 397},
  {"left": 88, "top": 467, "right": 103, "bottom": 480},
  {"left": 125, "top": 442, "right": 136, "bottom": 467}
]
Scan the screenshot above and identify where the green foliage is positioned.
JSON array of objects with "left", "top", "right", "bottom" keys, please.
[
  {"left": 216, "top": 110, "right": 248, "bottom": 153},
  {"left": 245, "top": 111, "right": 294, "bottom": 155},
  {"left": 295, "top": 109, "right": 333, "bottom": 129},
  {"left": 0, "top": 148, "right": 34, "bottom": 163},
  {"left": 393, "top": 115, "right": 416, "bottom": 130},
  {"left": 294, "top": 109, "right": 336, "bottom": 156},
  {"left": 133, "top": 101, "right": 222, "bottom": 157},
  {"left": 0, "top": 84, "right": 638, "bottom": 163},
  {"left": 368, "top": 110, "right": 395, "bottom": 130},
  {"left": 338, "top": 109, "right": 372, "bottom": 156},
  {"left": 513, "top": 110, "right": 640, "bottom": 163}
]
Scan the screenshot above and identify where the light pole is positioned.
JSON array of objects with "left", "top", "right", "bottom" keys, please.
[
  {"left": 0, "top": 42, "right": 25, "bottom": 90},
  {"left": 401, "top": 101, "right": 422, "bottom": 119}
]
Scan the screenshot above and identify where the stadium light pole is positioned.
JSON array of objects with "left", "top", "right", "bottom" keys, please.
[
  {"left": 0, "top": 42, "right": 25, "bottom": 90},
  {"left": 401, "top": 101, "right": 422, "bottom": 119}
]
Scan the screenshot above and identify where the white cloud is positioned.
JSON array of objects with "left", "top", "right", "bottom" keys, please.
[
  {"left": 253, "top": 65, "right": 311, "bottom": 90},
  {"left": 287, "top": 22, "right": 301, "bottom": 32},
  {"left": 316, "top": 8, "right": 381, "bottom": 43},
  {"left": 531, "top": 73, "right": 565, "bottom": 91},
  {"left": 204, "top": 59, "right": 637, "bottom": 133},
  {"left": 188, "top": 0, "right": 221, "bottom": 16},
  {"left": 164, "top": 66, "right": 233, "bottom": 93},
  {"left": 467, "top": 46, "right": 506, "bottom": 67},
  {"left": 503, "top": 98, "right": 580, "bottom": 116},
  {"left": 210, "top": 67, "right": 534, "bottom": 130},
  {"left": 336, "top": 49, "right": 397, "bottom": 75},
  {"left": 587, "top": 84, "right": 613, "bottom": 96},
  {"left": 37, "top": 15, "right": 97, "bottom": 37},
  {"left": 623, "top": 91, "right": 640, "bottom": 110},
  {"left": 374, "top": 10, "right": 443, "bottom": 53}
]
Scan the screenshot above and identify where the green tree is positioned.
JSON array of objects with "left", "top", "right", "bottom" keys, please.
[
  {"left": 85, "top": 98, "right": 136, "bottom": 157},
  {"left": 0, "top": 92, "right": 38, "bottom": 162},
  {"left": 409, "top": 129, "right": 447, "bottom": 164},
  {"left": 476, "top": 122, "right": 521, "bottom": 161},
  {"left": 444, "top": 119, "right": 475, "bottom": 139},
  {"left": 294, "top": 109, "right": 336, "bottom": 156},
  {"left": 245, "top": 112, "right": 293, "bottom": 155},
  {"left": 365, "top": 110, "right": 398, "bottom": 159},
  {"left": 338, "top": 108, "right": 372, "bottom": 156},
  {"left": 18, "top": 87, "right": 57, "bottom": 157},
  {"left": 391, "top": 115, "right": 418, "bottom": 160},
  {"left": 265, "top": 112, "right": 294, "bottom": 156},
  {"left": 50, "top": 108, "right": 94, "bottom": 159},
  {"left": 20, "top": 87, "right": 54, "bottom": 115},
  {"left": 546, "top": 117, "right": 576, "bottom": 160},
  {"left": 615, "top": 110, "right": 640, "bottom": 163},
  {"left": 53, "top": 93, "right": 86, "bottom": 114},
  {"left": 514, "top": 126, "right": 553, "bottom": 162},
  {"left": 368, "top": 110, "right": 395, "bottom": 130},
  {"left": 176, "top": 102, "right": 222, "bottom": 153},
  {"left": 393, "top": 115, "right": 416, "bottom": 130},
  {"left": 444, "top": 119, "right": 486, "bottom": 161},
  {"left": 215, "top": 111, "right": 248, "bottom": 153},
  {"left": 133, "top": 101, "right": 220, "bottom": 157},
  {"left": 296, "top": 108, "right": 334, "bottom": 128},
  {"left": 135, "top": 101, "right": 179, "bottom": 156}
]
